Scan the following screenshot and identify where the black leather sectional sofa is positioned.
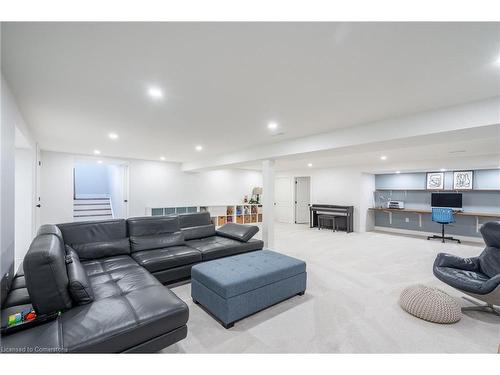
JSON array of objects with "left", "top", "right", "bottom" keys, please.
[{"left": 0, "top": 212, "right": 263, "bottom": 353}]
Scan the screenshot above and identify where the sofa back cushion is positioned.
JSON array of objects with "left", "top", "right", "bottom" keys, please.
[
  {"left": 181, "top": 224, "right": 216, "bottom": 240},
  {"left": 127, "top": 216, "right": 180, "bottom": 236},
  {"left": 57, "top": 219, "right": 130, "bottom": 260},
  {"left": 130, "top": 231, "right": 186, "bottom": 252},
  {"left": 479, "top": 221, "right": 500, "bottom": 277},
  {"left": 70, "top": 238, "right": 131, "bottom": 261},
  {"left": 24, "top": 230, "right": 73, "bottom": 315},
  {"left": 65, "top": 247, "right": 94, "bottom": 305},
  {"left": 127, "top": 216, "right": 184, "bottom": 252},
  {"left": 179, "top": 212, "right": 212, "bottom": 228}
]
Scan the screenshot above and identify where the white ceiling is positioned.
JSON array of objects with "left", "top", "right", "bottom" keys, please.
[
  {"left": 2, "top": 22, "right": 500, "bottom": 163},
  {"left": 235, "top": 125, "right": 500, "bottom": 172}
]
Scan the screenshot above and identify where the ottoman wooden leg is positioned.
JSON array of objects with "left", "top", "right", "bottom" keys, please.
[
  {"left": 192, "top": 299, "right": 199, "bottom": 304},
  {"left": 223, "top": 322, "right": 234, "bottom": 329},
  {"left": 298, "top": 291, "right": 305, "bottom": 296}
]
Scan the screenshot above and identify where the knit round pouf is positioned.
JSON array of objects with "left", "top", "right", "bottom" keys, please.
[{"left": 399, "top": 285, "right": 462, "bottom": 324}]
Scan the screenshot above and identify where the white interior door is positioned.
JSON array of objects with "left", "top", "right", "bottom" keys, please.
[
  {"left": 294, "top": 176, "right": 311, "bottom": 223},
  {"left": 274, "top": 176, "right": 293, "bottom": 223}
]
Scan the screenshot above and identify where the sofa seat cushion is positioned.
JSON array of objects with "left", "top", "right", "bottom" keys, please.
[
  {"left": 82, "top": 255, "right": 139, "bottom": 277},
  {"left": 3, "top": 287, "right": 31, "bottom": 308},
  {"left": 186, "top": 236, "right": 264, "bottom": 261},
  {"left": 59, "top": 284, "right": 188, "bottom": 353},
  {"left": 132, "top": 246, "right": 202, "bottom": 273}
]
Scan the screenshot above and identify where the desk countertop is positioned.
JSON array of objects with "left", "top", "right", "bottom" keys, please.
[{"left": 369, "top": 207, "right": 500, "bottom": 218}]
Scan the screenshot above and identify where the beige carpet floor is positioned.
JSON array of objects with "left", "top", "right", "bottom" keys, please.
[{"left": 163, "top": 223, "right": 500, "bottom": 353}]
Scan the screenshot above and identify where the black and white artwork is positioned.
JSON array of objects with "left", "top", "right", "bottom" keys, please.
[
  {"left": 453, "top": 170, "right": 473, "bottom": 190},
  {"left": 426, "top": 172, "right": 444, "bottom": 190}
]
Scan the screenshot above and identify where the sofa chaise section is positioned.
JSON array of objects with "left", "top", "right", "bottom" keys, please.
[{"left": 1, "top": 221, "right": 189, "bottom": 353}]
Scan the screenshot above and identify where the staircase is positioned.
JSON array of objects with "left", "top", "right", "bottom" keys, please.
[{"left": 73, "top": 197, "right": 114, "bottom": 222}]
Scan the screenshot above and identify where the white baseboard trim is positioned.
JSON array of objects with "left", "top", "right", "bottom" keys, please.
[{"left": 373, "top": 226, "right": 484, "bottom": 244}]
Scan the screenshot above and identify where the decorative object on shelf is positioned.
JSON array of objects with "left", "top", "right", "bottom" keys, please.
[
  {"left": 453, "top": 170, "right": 473, "bottom": 190},
  {"left": 251, "top": 187, "right": 263, "bottom": 204},
  {"left": 426, "top": 172, "right": 444, "bottom": 190},
  {"left": 243, "top": 195, "right": 248, "bottom": 203},
  {"left": 399, "top": 284, "right": 461, "bottom": 324}
]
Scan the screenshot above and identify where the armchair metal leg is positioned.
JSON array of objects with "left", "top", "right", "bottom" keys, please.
[{"left": 461, "top": 297, "right": 500, "bottom": 316}]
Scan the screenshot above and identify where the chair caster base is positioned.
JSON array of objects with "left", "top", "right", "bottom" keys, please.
[{"left": 427, "top": 235, "right": 461, "bottom": 244}]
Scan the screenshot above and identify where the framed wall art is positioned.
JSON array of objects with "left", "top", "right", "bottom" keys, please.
[{"left": 426, "top": 172, "right": 444, "bottom": 190}]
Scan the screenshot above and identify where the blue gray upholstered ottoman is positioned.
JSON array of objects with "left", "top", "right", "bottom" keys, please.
[{"left": 191, "top": 249, "right": 307, "bottom": 328}]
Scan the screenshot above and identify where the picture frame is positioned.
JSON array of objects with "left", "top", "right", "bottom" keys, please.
[
  {"left": 453, "top": 170, "right": 473, "bottom": 190},
  {"left": 426, "top": 172, "right": 444, "bottom": 190}
]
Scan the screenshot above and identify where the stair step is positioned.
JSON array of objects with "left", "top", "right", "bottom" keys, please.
[
  {"left": 74, "top": 199, "right": 111, "bottom": 205},
  {"left": 73, "top": 213, "right": 113, "bottom": 218},
  {"left": 74, "top": 207, "right": 110, "bottom": 211},
  {"left": 73, "top": 215, "right": 113, "bottom": 222},
  {"left": 74, "top": 202, "right": 111, "bottom": 206}
]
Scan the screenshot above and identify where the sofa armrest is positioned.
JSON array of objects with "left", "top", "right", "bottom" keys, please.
[
  {"left": 434, "top": 253, "right": 479, "bottom": 271},
  {"left": 216, "top": 223, "right": 259, "bottom": 242}
]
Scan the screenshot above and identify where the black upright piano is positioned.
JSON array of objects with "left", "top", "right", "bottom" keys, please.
[{"left": 309, "top": 204, "right": 354, "bottom": 233}]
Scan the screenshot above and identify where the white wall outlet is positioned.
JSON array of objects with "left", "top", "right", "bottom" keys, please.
[{"left": 405, "top": 217, "right": 410, "bottom": 223}]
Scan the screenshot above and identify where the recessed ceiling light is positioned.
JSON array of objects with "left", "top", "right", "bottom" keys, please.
[
  {"left": 108, "top": 132, "right": 118, "bottom": 140},
  {"left": 440, "top": 168, "right": 446, "bottom": 172},
  {"left": 495, "top": 55, "right": 500, "bottom": 66},
  {"left": 380, "top": 155, "right": 387, "bottom": 160},
  {"left": 307, "top": 163, "right": 313, "bottom": 167},
  {"left": 160, "top": 156, "right": 166, "bottom": 161},
  {"left": 395, "top": 171, "right": 401, "bottom": 174},
  {"left": 267, "top": 121, "right": 278, "bottom": 130},
  {"left": 97, "top": 160, "right": 103, "bottom": 164},
  {"left": 147, "top": 86, "right": 164, "bottom": 100},
  {"left": 93, "top": 150, "right": 101, "bottom": 155},
  {"left": 195, "top": 145, "right": 203, "bottom": 151}
]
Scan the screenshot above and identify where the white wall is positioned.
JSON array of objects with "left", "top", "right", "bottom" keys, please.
[
  {"left": 276, "top": 167, "right": 376, "bottom": 232},
  {"left": 128, "top": 159, "right": 262, "bottom": 216},
  {"left": 40, "top": 151, "right": 75, "bottom": 224},
  {"left": 1, "top": 77, "right": 17, "bottom": 280},
  {"left": 2, "top": 75, "right": 37, "bottom": 278},
  {"left": 74, "top": 161, "right": 111, "bottom": 197},
  {"left": 15, "top": 149, "right": 35, "bottom": 267},
  {"left": 40, "top": 151, "right": 263, "bottom": 223}
]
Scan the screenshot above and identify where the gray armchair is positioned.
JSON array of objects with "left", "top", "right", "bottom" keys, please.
[{"left": 433, "top": 221, "right": 500, "bottom": 316}]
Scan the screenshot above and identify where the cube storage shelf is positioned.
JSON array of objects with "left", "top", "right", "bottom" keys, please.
[{"left": 146, "top": 204, "right": 263, "bottom": 227}]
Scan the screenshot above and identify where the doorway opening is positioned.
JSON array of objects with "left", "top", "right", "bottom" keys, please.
[
  {"left": 294, "top": 176, "right": 311, "bottom": 224},
  {"left": 73, "top": 159, "right": 129, "bottom": 221}
]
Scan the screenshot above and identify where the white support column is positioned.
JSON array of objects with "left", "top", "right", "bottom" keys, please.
[{"left": 262, "top": 159, "right": 275, "bottom": 248}]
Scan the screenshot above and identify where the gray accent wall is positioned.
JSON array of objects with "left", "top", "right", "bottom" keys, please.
[{"left": 374, "top": 170, "right": 500, "bottom": 238}]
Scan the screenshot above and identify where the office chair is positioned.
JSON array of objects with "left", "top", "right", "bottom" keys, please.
[
  {"left": 427, "top": 207, "right": 461, "bottom": 244},
  {"left": 433, "top": 221, "right": 500, "bottom": 316}
]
